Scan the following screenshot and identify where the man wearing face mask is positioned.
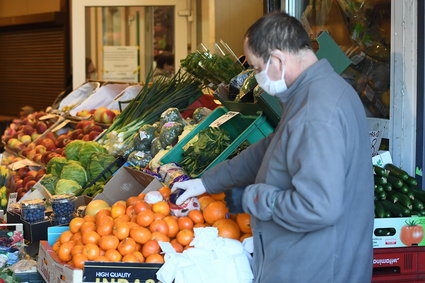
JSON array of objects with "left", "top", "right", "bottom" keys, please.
[{"left": 173, "top": 11, "right": 374, "bottom": 283}]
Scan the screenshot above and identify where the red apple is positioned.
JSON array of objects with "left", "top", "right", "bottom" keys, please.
[
  {"left": 15, "top": 179, "right": 24, "bottom": 188},
  {"left": 27, "top": 170, "right": 38, "bottom": 179},
  {"left": 23, "top": 176, "right": 35, "bottom": 186},
  {"left": 76, "top": 120, "right": 95, "bottom": 130},
  {"left": 21, "top": 125, "right": 34, "bottom": 135},
  {"left": 35, "top": 121, "right": 48, "bottom": 134},
  {"left": 45, "top": 132, "right": 57, "bottom": 142},
  {"left": 82, "top": 134, "right": 91, "bottom": 141},
  {"left": 69, "top": 129, "right": 83, "bottom": 140},
  {"left": 24, "top": 180, "right": 37, "bottom": 191},
  {"left": 33, "top": 154, "right": 43, "bottom": 164},
  {"left": 88, "top": 132, "right": 100, "bottom": 140},
  {"left": 27, "top": 142, "right": 36, "bottom": 150},
  {"left": 101, "top": 109, "right": 116, "bottom": 124},
  {"left": 19, "top": 134, "right": 32, "bottom": 145},
  {"left": 39, "top": 138, "right": 56, "bottom": 151},
  {"left": 35, "top": 144, "right": 47, "bottom": 154},
  {"left": 93, "top": 107, "right": 108, "bottom": 123}
]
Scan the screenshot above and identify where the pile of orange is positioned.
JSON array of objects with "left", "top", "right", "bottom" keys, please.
[{"left": 53, "top": 187, "right": 252, "bottom": 269}]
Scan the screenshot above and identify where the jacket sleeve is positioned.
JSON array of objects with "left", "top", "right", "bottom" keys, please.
[
  {"left": 201, "top": 133, "right": 274, "bottom": 194},
  {"left": 242, "top": 120, "right": 346, "bottom": 232}
]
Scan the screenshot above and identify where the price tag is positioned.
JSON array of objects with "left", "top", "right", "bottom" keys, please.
[
  {"left": 39, "top": 114, "right": 57, "bottom": 121},
  {"left": 370, "top": 130, "right": 383, "bottom": 157},
  {"left": 210, "top": 112, "right": 239, "bottom": 128},
  {"left": 7, "top": 192, "right": 17, "bottom": 211},
  {"left": 9, "top": 159, "right": 40, "bottom": 171}
]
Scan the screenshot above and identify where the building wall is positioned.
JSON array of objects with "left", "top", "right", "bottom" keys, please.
[{"left": 0, "top": 0, "right": 60, "bottom": 18}]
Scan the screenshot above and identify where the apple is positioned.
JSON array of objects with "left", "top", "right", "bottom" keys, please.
[
  {"left": 15, "top": 179, "right": 23, "bottom": 188},
  {"left": 7, "top": 138, "right": 20, "bottom": 148},
  {"left": 55, "top": 148, "right": 64, "bottom": 155},
  {"left": 19, "top": 134, "right": 32, "bottom": 145},
  {"left": 93, "top": 107, "right": 108, "bottom": 123},
  {"left": 39, "top": 138, "right": 56, "bottom": 151},
  {"left": 56, "top": 134, "right": 70, "bottom": 148},
  {"left": 21, "top": 125, "right": 34, "bottom": 135},
  {"left": 76, "top": 109, "right": 91, "bottom": 118},
  {"left": 23, "top": 175, "right": 35, "bottom": 186},
  {"left": 27, "top": 170, "right": 38, "bottom": 179},
  {"left": 45, "top": 132, "right": 57, "bottom": 142},
  {"left": 31, "top": 132, "right": 40, "bottom": 141},
  {"left": 18, "top": 167, "right": 29, "bottom": 175},
  {"left": 101, "top": 109, "right": 116, "bottom": 124},
  {"left": 35, "top": 144, "right": 47, "bottom": 154},
  {"left": 33, "top": 154, "right": 43, "bottom": 164},
  {"left": 69, "top": 129, "right": 83, "bottom": 140},
  {"left": 3, "top": 128, "right": 16, "bottom": 138},
  {"left": 24, "top": 180, "right": 37, "bottom": 191},
  {"left": 88, "top": 132, "right": 100, "bottom": 140},
  {"left": 112, "top": 109, "right": 120, "bottom": 116},
  {"left": 82, "top": 134, "right": 91, "bottom": 141},
  {"left": 89, "top": 109, "right": 96, "bottom": 115},
  {"left": 35, "top": 121, "right": 48, "bottom": 134},
  {"left": 26, "top": 142, "right": 36, "bottom": 150}
]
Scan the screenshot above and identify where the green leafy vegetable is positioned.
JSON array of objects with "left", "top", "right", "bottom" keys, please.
[
  {"left": 87, "top": 152, "right": 118, "bottom": 182},
  {"left": 55, "top": 179, "right": 82, "bottom": 195},
  {"left": 40, "top": 174, "right": 58, "bottom": 194},
  {"left": 46, "top": 157, "right": 68, "bottom": 176},
  {"left": 60, "top": 161, "right": 88, "bottom": 187},
  {"left": 65, "top": 140, "right": 85, "bottom": 161},
  {"left": 159, "top": 122, "right": 184, "bottom": 148},
  {"left": 78, "top": 141, "right": 107, "bottom": 168}
]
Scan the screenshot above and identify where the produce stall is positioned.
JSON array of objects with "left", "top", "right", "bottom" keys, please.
[{"left": 0, "top": 40, "right": 422, "bottom": 283}]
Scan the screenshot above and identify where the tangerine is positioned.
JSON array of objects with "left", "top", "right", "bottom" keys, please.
[
  {"left": 136, "top": 210, "right": 155, "bottom": 227},
  {"left": 113, "top": 222, "right": 130, "bottom": 240},
  {"left": 177, "top": 217, "right": 193, "bottom": 231},
  {"left": 240, "top": 233, "right": 253, "bottom": 242},
  {"left": 151, "top": 231, "right": 170, "bottom": 242},
  {"left": 145, "top": 254, "right": 164, "bottom": 263},
  {"left": 203, "top": 201, "right": 228, "bottom": 224},
  {"left": 105, "top": 249, "right": 122, "bottom": 262},
  {"left": 71, "top": 244, "right": 84, "bottom": 256},
  {"left": 171, "top": 241, "right": 183, "bottom": 253},
  {"left": 98, "top": 235, "right": 119, "bottom": 250},
  {"left": 133, "top": 201, "right": 151, "bottom": 214},
  {"left": 83, "top": 215, "right": 96, "bottom": 223},
  {"left": 80, "top": 222, "right": 96, "bottom": 234},
  {"left": 122, "top": 254, "right": 139, "bottom": 263},
  {"left": 69, "top": 217, "right": 85, "bottom": 233},
  {"left": 236, "top": 213, "right": 251, "bottom": 234},
  {"left": 111, "top": 202, "right": 126, "bottom": 219},
  {"left": 73, "top": 253, "right": 88, "bottom": 269},
  {"left": 118, "top": 237, "right": 137, "bottom": 256},
  {"left": 114, "top": 214, "right": 131, "bottom": 224},
  {"left": 210, "top": 192, "right": 226, "bottom": 201},
  {"left": 82, "top": 231, "right": 101, "bottom": 245},
  {"left": 94, "top": 255, "right": 109, "bottom": 262},
  {"left": 152, "top": 201, "right": 170, "bottom": 215},
  {"left": 96, "top": 217, "right": 114, "bottom": 236},
  {"left": 141, "top": 240, "right": 160, "bottom": 257},
  {"left": 71, "top": 232, "right": 82, "bottom": 243},
  {"left": 59, "top": 230, "right": 73, "bottom": 244},
  {"left": 149, "top": 219, "right": 169, "bottom": 235},
  {"left": 130, "top": 226, "right": 151, "bottom": 244},
  {"left": 126, "top": 196, "right": 141, "bottom": 207},
  {"left": 176, "top": 229, "right": 194, "bottom": 246},
  {"left": 82, "top": 243, "right": 100, "bottom": 260},
  {"left": 58, "top": 241, "right": 75, "bottom": 262},
  {"left": 198, "top": 196, "right": 215, "bottom": 211},
  {"left": 163, "top": 216, "right": 179, "bottom": 238},
  {"left": 188, "top": 210, "right": 204, "bottom": 224},
  {"left": 158, "top": 187, "right": 171, "bottom": 200},
  {"left": 212, "top": 219, "right": 240, "bottom": 240},
  {"left": 133, "top": 251, "right": 145, "bottom": 263}
]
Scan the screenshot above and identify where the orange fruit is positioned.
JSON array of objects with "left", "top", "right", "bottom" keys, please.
[
  {"left": 130, "top": 226, "right": 151, "bottom": 244},
  {"left": 69, "top": 217, "right": 85, "bottom": 233},
  {"left": 118, "top": 237, "right": 137, "bottom": 256},
  {"left": 126, "top": 196, "right": 141, "bottom": 207},
  {"left": 188, "top": 210, "right": 204, "bottom": 224},
  {"left": 210, "top": 192, "right": 226, "bottom": 201},
  {"left": 113, "top": 222, "right": 130, "bottom": 240},
  {"left": 105, "top": 249, "right": 122, "bottom": 262},
  {"left": 52, "top": 240, "right": 61, "bottom": 253},
  {"left": 152, "top": 201, "right": 170, "bottom": 216},
  {"left": 145, "top": 254, "right": 164, "bottom": 263},
  {"left": 83, "top": 215, "right": 96, "bottom": 223},
  {"left": 177, "top": 217, "right": 193, "bottom": 231},
  {"left": 236, "top": 213, "right": 251, "bottom": 234},
  {"left": 240, "top": 233, "right": 253, "bottom": 242},
  {"left": 176, "top": 229, "right": 194, "bottom": 246},
  {"left": 111, "top": 202, "right": 126, "bottom": 219},
  {"left": 58, "top": 241, "right": 75, "bottom": 262},
  {"left": 198, "top": 196, "right": 215, "bottom": 211},
  {"left": 151, "top": 231, "right": 170, "bottom": 242},
  {"left": 71, "top": 232, "right": 82, "bottom": 243},
  {"left": 136, "top": 210, "right": 155, "bottom": 227},
  {"left": 138, "top": 192, "right": 146, "bottom": 200},
  {"left": 133, "top": 201, "right": 151, "bottom": 214},
  {"left": 59, "top": 230, "right": 73, "bottom": 244},
  {"left": 194, "top": 223, "right": 208, "bottom": 228},
  {"left": 96, "top": 208, "right": 111, "bottom": 220},
  {"left": 80, "top": 222, "right": 96, "bottom": 234},
  {"left": 71, "top": 244, "right": 84, "bottom": 256},
  {"left": 126, "top": 205, "right": 136, "bottom": 218},
  {"left": 94, "top": 255, "right": 109, "bottom": 262},
  {"left": 133, "top": 251, "right": 145, "bottom": 263},
  {"left": 141, "top": 240, "right": 160, "bottom": 258},
  {"left": 82, "top": 231, "right": 101, "bottom": 245},
  {"left": 163, "top": 216, "right": 179, "bottom": 238},
  {"left": 149, "top": 219, "right": 169, "bottom": 235},
  {"left": 96, "top": 217, "right": 114, "bottom": 236},
  {"left": 98, "top": 235, "right": 119, "bottom": 250},
  {"left": 82, "top": 243, "right": 100, "bottom": 260},
  {"left": 153, "top": 212, "right": 165, "bottom": 220},
  {"left": 158, "top": 187, "right": 171, "bottom": 200},
  {"left": 85, "top": 200, "right": 111, "bottom": 217},
  {"left": 171, "top": 240, "right": 183, "bottom": 253},
  {"left": 212, "top": 219, "right": 240, "bottom": 240},
  {"left": 122, "top": 254, "right": 139, "bottom": 263},
  {"left": 203, "top": 201, "right": 228, "bottom": 224},
  {"left": 114, "top": 214, "right": 131, "bottom": 224},
  {"left": 73, "top": 253, "right": 88, "bottom": 269}
]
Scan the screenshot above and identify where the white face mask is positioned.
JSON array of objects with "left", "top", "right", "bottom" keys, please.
[{"left": 254, "top": 56, "right": 287, "bottom": 96}]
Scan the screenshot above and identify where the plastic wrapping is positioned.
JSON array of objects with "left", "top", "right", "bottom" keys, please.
[
  {"left": 128, "top": 151, "right": 153, "bottom": 168},
  {"left": 157, "top": 163, "right": 190, "bottom": 188},
  {"left": 21, "top": 200, "right": 45, "bottom": 223},
  {"left": 228, "top": 70, "right": 252, "bottom": 101},
  {"left": 151, "top": 137, "right": 164, "bottom": 157},
  {"left": 192, "top": 107, "right": 212, "bottom": 124},
  {"left": 159, "top": 122, "right": 184, "bottom": 148},
  {"left": 160, "top": 108, "right": 186, "bottom": 126},
  {"left": 133, "top": 124, "right": 157, "bottom": 151},
  {"left": 51, "top": 194, "right": 77, "bottom": 216},
  {"left": 236, "top": 71, "right": 257, "bottom": 102}
]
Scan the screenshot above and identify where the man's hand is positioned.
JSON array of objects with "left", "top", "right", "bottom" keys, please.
[{"left": 172, "top": 179, "right": 207, "bottom": 205}]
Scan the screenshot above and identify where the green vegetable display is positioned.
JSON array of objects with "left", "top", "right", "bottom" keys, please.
[
  {"left": 78, "top": 141, "right": 107, "bottom": 168},
  {"left": 65, "top": 140, "right": 85, "bottom": 161},
  {"left": 40, "top": 174, "right": 58, "bottom": 194},
  {"left": 55, "top": 179, "right": 82, "bottom": 195},
  {"left": 46, "top": 157, "right": 68, "bottom": 176},
  {"left": 180, "top": 127, "right": 231, "bottom": 177},
  {"left": 160, "top": 107, "right": 186, "bottom": 126},
  {"left": 60, "top": 161, "right": 88, "bottom": 187},
  {"left": 87, "top": 152, "right": 118, "bottom": 182},
  {"left": 374, "top": 163, "right": 425, "bottom": 218},
  {"left": 159, "top": 122, "right": 184, "bottom": 148}
]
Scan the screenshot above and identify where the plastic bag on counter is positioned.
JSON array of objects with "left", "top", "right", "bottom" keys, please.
[
  {"left": 159, "top": 122, "right": 184, "bottom": 148},
  {"left": 151, "top": 137, "right": 164, "bottom": 157},
  {"left": 235, "top": 71, "right": 257, "bottom": 103},
  {"left": 192, "top": 107, "right": 212, "bottom": 124},
  {"left": 128, "top": 151, "right": 152, "bottom": 168},
  {"left": 157, "top": 163, "right": 190, "bottom": 188},
  {"left": 160, "top": 108, "right": 186, "bottom": 126}
]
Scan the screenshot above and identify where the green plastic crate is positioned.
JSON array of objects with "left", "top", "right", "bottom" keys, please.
[{"left": 160, "top": 106, "right": 274, "bottom": 177}]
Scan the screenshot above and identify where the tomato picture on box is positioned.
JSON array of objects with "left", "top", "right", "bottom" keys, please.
[{"left": 373, "top": 217, "right": 425, "bottom": 248}]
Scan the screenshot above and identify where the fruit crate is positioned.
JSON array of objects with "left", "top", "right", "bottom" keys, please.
[
  {"left": 373, "top": 246, "right": 425, "bottom": 282},
  {"left": 160, "top": 106, "right": 274, "bottom": 177}
]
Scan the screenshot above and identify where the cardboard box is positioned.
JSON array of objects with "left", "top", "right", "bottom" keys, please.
[
  {"left": 373, "top": 216, "right": 425, "bottom": 248},
  {"left": 38, "top": 226, "right": 162, "bottom": 283},
  {"left": 93, "top": 166, "right": 163, "bottom": 205}
]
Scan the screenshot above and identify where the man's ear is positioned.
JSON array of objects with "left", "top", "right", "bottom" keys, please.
[{"left": 270, "top": 50, "right": 285, "bottom": 63}]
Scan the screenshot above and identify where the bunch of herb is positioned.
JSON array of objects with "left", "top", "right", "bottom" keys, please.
[{"left": 180, "top": 127, "right": 231, "bottom": 177}]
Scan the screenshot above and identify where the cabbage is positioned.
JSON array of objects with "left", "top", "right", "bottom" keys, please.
[
  {"left": 78, "top": 141, "right": 107, "bottom": 168},
  {"left": 55, "top": 179, "right": 82, "bottom": 195},
  {"left": 60, "top": 162, "right": 88, "bottom": 187},
  {"left": 46, "top": 157, "right": 68, "bottom": 176},
  {"left": 159, "top": 122, "right": 184, "bottom": 147},
  {"left": 65, "top": 140, "right": 85, "bottom": 161},
  {"left": 87, "top": 152, "right": 117, "bottom": 182},
  {"left": 40, "top": 174, "right": 58, "bottom": 194}
]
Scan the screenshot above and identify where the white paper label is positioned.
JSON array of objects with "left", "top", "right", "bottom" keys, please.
[
  {"left": 210, "top": 112, "right": 239, "bottom": 128},
  {"left": 370, "top": 130, "right": 383, "bottom": 157},
  {"left": 7, "top": 192, "right": 17, "bottom": 211}
]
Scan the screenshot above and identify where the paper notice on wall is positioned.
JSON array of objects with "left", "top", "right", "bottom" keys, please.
[
  {"left": 103, "top": 46, "right": 139, "bottom": 82},
  {"left": 370, "top": 130, "right": 383, "bottom": 157}
]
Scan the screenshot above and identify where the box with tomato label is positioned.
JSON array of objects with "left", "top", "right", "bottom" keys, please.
[{"left": 373, "top": 216, "right": 425, "bottom": 248}]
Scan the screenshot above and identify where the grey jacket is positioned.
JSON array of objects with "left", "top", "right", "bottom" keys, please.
[{"left": 202, "top": 59, "right": 374, "bottom": 283}]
